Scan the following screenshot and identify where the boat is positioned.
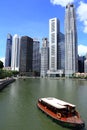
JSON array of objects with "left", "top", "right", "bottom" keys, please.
[{"left": 37, "top": 97, "right": 85, "bottom": 129}]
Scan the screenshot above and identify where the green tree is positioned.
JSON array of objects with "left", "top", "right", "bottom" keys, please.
[{"left": 0, "top": 60, "right": 4, "bottom": 69}]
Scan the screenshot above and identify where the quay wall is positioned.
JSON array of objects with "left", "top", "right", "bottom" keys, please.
[{"left": 0, "top": 78, "right": 15, "bottom": 91}]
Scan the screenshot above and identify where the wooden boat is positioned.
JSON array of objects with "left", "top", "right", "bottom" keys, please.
[{"left": 37, "top": 97, "right": 85, "bottom": 129}]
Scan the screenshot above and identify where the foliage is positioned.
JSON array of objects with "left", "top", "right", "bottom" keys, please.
[
  {"left": 0, "top": 60, "right": 4, "bottom": 69},
  {"left": 0, "top": 70, "right": 19, "bottom": 79},
  {"left": 12, "top": 70, "right": 19, "bottom": 75}
]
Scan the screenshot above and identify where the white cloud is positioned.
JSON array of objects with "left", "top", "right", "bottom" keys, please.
[
  {"left": 78, "top": 44, "right": 87, "bottom": 56},
  {"left": 77, "top": 1, "right": 87, "bottom": 33},
  {"left": 50, "top": 0, "right": 74, "bottom": 7},
  {"left": 0, "top": 57, "right": 5, "bottom": 66}
]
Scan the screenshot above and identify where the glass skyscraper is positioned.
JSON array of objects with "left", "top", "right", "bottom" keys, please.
[
  {"left": 58, "top": 32, "right": 65, "bottom": 70},
  {"left": 65, "top": 3, "right": 78, "bottom": 77},
  {"left": 41, "top": 38, "right": 49, "bottom": 77},
  {"left": 33, "top": 39, "right": 40, "bottom": 74},
  {"left": 5, "top": 34, "right": 12, "bottom": 67},
  {"left": 11, "top": 34, "right": 20, "bottom": 71},
  {"left": 19, "top": 36, "right": 33, "bottom": 74}
]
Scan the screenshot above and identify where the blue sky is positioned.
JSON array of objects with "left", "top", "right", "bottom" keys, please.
[{"left": 0, "top": 0, "right": 87, "bottom": 63}]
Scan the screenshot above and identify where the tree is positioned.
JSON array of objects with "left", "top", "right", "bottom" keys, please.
[{"left": 0, "top": 60, "right": 4, "bottom": 69}]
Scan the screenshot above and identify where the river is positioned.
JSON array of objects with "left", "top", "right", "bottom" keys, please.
[{"left": 0, "top": 78, "right": 87, "bottom": 130}]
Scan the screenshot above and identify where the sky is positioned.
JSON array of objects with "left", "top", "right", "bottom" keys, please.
[{"left": 0, "top": 0, "right": 87, "bottom": 63}]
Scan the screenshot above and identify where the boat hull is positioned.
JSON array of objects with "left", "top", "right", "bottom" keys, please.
[{"left": 37, "top": 103, "right": 85, "bottom": 129}]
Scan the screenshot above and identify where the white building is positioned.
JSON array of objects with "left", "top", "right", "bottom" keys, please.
[
  {"left": 49, "top": 18, "right": 59, "bottom": 71},
  {"left": 47, "top": 18, "right": 64, "bottom": 77},
  {"left": 11, "top": 34, "right": 20, "bottom": 71},
  {"left": 65, "top": 3, "right": 78, "bottom": 77}
]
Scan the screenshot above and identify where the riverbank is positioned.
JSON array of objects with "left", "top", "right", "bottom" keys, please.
[{"left": 0, "top": 78, "right": 16, "bottom": 91}]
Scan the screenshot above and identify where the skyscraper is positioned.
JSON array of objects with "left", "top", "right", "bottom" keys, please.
[
  {"left": 49, "top": 18, "right": 60, "bottom": 72},
  {"left": 5, "top": 34, "right": 12, "bottom": 67},
  {"left": 33, "top": 39, "right": 40, "bottom": 75},
  {"left": 58, "top": 32, "right": 65, "bottom": 70},
  {"left": 65, "top": 3, "right": 78, "bottom": 77},
  {"left": 84, "top": 60, "right": 87, "bottom": 73},
  {"left": 41, "top": 38, "right": 49, "bottom": 77},
  {"left": 84, "top": 53, "right": 87, "bottom": 73},
  {"left": 19, "top": 36, "right": 33, "bottom": 75},
  {"left": 78, "top": 56, "right": 85, "bottom": 73},
  {"left": 11, "top": 34, "right": 20, "bottom": 71},
  {"left": 47, "top": 18, "right": 64, "bottom": 77}
]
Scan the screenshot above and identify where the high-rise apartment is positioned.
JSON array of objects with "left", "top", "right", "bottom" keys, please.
[
  {"left": 5, "top": 34, "right": 12, "bottom": 67},
  {"left": 41, "top": 38, "right": 49, "bottom": 77},
  {"left": 19, "top": 36, "right": 33, "bottom": 74},
  {"left": 33, "top": 39, "right": 40, "bottom": 75},
  {"left": 11, "top": 34, "right": 20, "bottom": 71},
  {"left": 65, "top": 3, "right": 78, "bottom": 76}
]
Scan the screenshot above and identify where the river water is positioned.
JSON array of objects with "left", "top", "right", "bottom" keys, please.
[{"left": 0, "top": 78, "right": 87, "bottom": 130}]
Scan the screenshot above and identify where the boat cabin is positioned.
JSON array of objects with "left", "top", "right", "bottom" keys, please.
[{"left": 38, "top": 97, "right": 77, "bottom": 117}]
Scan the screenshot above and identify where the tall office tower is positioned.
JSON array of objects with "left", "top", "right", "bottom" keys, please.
[
  {"left": 65, "top": 3, "right": 78, "bottom": 77},
  {"left": 58, "top": 32, "right": 65, "bottom": 70},
  {"left": 5, "top": 34, "right": 12, "bottom": 67},
  {"left": 49, "top": 18, "right": 60, "bottom": 71},
  {"left": 48, "top": 18, "right": 62, "bottom": 77},
  {"left": 84, "top": 53, "right": 87, "bottom": 73},
  {"left": 84, "top": 60, "right": 87, "bottom": 73},
  {"left": 33, "top": 39, "right": 40, "bottom": 75},
  {"left": 78, "top": 56, "right": 85, "bottom": 73},
  {"left": 41, "top": 38, "right": 49, "bottom": 77},
  {"left": 11, "top": 34, "right": 20, "bottom": 71},
  {"left": 19, "top": 36, "right": 33, "bottom": 74},
  {"left": 42, "top": 38, "right": 49, "bottom": 48}
]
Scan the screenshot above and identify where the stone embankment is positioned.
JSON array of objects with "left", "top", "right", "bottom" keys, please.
[{"left": 0, "top": 78, "right": 15, "bottom": 91}]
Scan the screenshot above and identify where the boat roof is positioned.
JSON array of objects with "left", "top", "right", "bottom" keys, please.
[{"left": 40, "top": 97, "right": 76, "bottom": 109}]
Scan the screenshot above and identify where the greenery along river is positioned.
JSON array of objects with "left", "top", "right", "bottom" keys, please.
[{"left": 0, "top": 78, "right": 87, "bottom": 130}]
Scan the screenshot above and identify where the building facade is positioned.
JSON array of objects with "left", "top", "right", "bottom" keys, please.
[
  {"left": 11, "top": 34, "right": 20, "bottom": 71},
  {"left": 33, "top": 39, "right": 40, "bottom": 75},
  {"left": 84, "top": 60, "right": 87, "bottom": 73},
  {"left": 58, "top": 32, "right": 65, "bottom": 70},
  {"left": 47, "top": 18, "right": 64, "bottom": 77},
  {"left": 78, "top": 56, "right": 85, "bottom": 73},
  {"left": 65, "top": 3, "right": 78, "bottom": 77},
  {"left": 19, "top": 36, "right": 33, "bottom": 75},
  {"left": 5, "top": 34, "right": 12, "bottom": 67},
  {"left": 41, "top": 38, "right": 49, "bottom": 77},
  {"left": 84, "top": 53, "right": 87, "bottom": 73},
  {"left": 49, "top": 18, "right": 60, "bottom": 72}
]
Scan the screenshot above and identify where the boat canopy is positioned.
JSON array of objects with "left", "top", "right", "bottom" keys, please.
[{"left": 40, "top": 97, "right": 76, "bottom": 109}]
